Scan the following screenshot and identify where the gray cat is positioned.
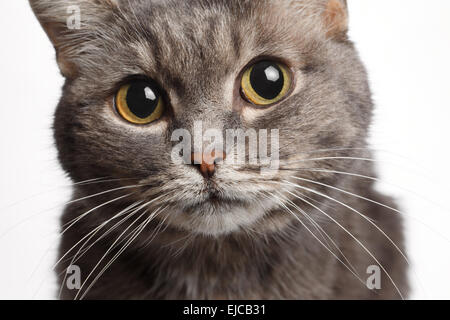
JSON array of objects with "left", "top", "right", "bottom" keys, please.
[{"left": 30, "top": 0, "right": 409, "bottom": 299}]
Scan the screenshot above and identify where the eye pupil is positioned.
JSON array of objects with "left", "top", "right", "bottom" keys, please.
[
  {"left": 249, "top": 61, "right": 284, "bottom": 100},
  {"left": 126, "top": 81, "right": 160, "bottom": 119}
]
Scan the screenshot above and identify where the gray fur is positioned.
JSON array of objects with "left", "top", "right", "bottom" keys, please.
[{"left": 30, "top": 0, "right": 408, "bottom": 299}]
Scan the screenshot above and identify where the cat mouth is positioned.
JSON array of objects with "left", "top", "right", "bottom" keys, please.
[
  {"left": 205, "top": 192, "right": 244, "bottom": 206},
  {"left": 180, "top": 190, "right": 249, "bottom": 213}
]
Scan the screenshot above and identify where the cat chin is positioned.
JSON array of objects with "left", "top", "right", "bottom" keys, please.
[{"left": 164, "top": 197, "right": 279, "bottom": 236}]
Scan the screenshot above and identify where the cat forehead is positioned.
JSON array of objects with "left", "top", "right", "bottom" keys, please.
[
  {"left": 124, "top": 0, "right": 314, "bottom": 31},
  {"left": 117, "top": 0, "right": 316, "bottom": 75},
  {"left": 31, "top": 0, "right": 338, "bottom": 79}
]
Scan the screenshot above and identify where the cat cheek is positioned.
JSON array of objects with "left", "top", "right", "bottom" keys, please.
[{"left": 240, "top": 107, "right": 274, "bottom": 125}]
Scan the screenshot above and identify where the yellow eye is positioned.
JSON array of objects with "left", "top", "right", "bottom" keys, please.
[
  {"left": 241, "top": 60, "right": 292, "bottom": 106},
  {"left": 115, "top": 80, "right": 165, "bottom": 125}
]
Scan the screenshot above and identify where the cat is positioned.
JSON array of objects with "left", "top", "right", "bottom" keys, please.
[{"left": 30, "top": 0, "right": 409, "bottom": 300}]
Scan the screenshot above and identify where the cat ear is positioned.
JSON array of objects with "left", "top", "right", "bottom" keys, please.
[
  {"left": 29, "top": 0, "right": 116, "bottom": 78},
  {"left": 322, "top": 0, "right": 348, "bottom": 40}
]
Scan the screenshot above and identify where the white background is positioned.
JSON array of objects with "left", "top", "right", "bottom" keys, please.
[{"left": 0, "top": 0, "right": 449, "bottom": 299}]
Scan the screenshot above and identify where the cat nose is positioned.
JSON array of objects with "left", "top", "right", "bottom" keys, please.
[{"left": 191, "top": 150, "right": 226, "bottom": 179}]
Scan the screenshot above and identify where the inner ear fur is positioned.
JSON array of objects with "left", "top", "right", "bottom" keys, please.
[{"left": 323, "top": 0, "right": 349, "bottom": 40}]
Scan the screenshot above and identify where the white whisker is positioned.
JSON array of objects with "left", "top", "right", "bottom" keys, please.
[
  {"left": 273, "top": 190, "right": 359, "bottom": 275},
  {"left": 284, "top": 178, "right": 409, "bottom": 265},
  {"left": 281, "top": 186, "right": 405, "bottom": 299},
  {"left": 61, "top": 194, "right": 133, "bottom": 235},
  {"left": 73, "top": 207, "right": 152, "bottom": 300},
  {"left": 78, "top": 206, "right": 165, "bottom": 300},
  {"left": 267, "top": 191, "right": 365, "bottom": 287}
]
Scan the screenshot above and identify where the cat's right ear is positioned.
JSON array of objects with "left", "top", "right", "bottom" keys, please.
[{"left": 29, "top": 0, "right": 116, "bottom": 79}]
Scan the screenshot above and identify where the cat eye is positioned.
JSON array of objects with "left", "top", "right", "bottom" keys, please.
[
  {"left": 241, "top": 60, "right": 292, "bottom": 106},
  {"left": 115, "top": 80, "right": 165, "bottom": 125}
]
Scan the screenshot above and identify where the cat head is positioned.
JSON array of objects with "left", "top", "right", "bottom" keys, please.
[{"left": 30, "top": 0, "right": 372, "bottom": 236}]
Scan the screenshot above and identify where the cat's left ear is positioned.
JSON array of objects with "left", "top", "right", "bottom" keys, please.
[
  {"left": 29, "top": 0, "right": 116, "bottom": 78},
  {"left": 322, "top": 0, "right": 348, "bottom": 40}
]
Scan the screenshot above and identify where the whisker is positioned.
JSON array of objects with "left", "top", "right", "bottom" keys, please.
[
  {"left": 286, "top": 168, "right": 450, "bottom": 242},
  {"left": 266, "top": 191, "right": 365, "bottom": 287},
  {"left": 281, "top": 156, "right": 376, "bottom": 166},
  {"left": 57, "top": 191, "right": 176, "bottom": 298},
  {"left": 141, "top": 209, "right": 171, "bottom": 248},
  {"left": 56, "top": 201, "right": 148, "bottom": 298},
  {"left": 61, "top": 193, "right": 133, "bottom": 235},
  {"left": 0, "top": 183, "right": 145, "bottom": 241},
  {"left": 71, "top": 203, "right": 149, "bottom": 264},
  {"left": 294, "top": 176, "right": 402, "bottom": 218},
  {"left": 78, "top": 206, "right": 165, "bottom": 300},
  {"left": 0, "top": 177, "right": 109, "bottom": 211},
  {"left": 273, "top": 190, "right": 359, "bottom": 275},
  {"left": 73, "top": 207, "right": 152, "bottom": 300},
  {"left": 284, "top": 189, "right": 405, "bottom": 299},
  {"left": 88, "top": 192, "right": 178, "bottom": 257},
  {"left": 283, "top": 179, "right": 409, "bottom": 265},
  {"left": 0, "top": 177, "right": 142, "bottom": 213},
  {"left": 33, "top": 198, "right": 137, "bottom": 298},
  {"left": 54, "top": 200, "right": 144, "bottom": 270},
  {"left": 292, "top": 173, "right": 450, "bottom": 242}
]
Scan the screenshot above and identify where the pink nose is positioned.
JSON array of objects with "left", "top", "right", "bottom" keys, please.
[{"left": 191, "top": 150, "right": 226, "bottom": 179}]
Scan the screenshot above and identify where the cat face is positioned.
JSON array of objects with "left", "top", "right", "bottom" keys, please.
[{"left": 31, "top": 0, "right": 372, "bottom": 236}]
